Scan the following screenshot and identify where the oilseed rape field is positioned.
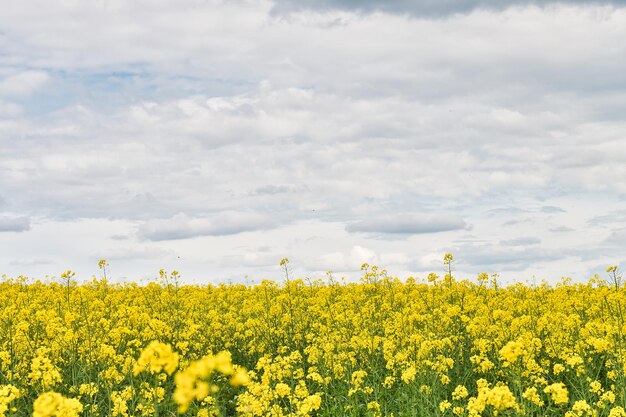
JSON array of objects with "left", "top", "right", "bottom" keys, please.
[{"left": 1, "top": 257, "right": 625, "bottom": 417}]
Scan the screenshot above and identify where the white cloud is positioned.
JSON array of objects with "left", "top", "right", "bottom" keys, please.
[
  {"left": 0, "top": 2, "right": 624, "bottom": 282},
  {"left": 9, "top": 258, "right": 54, "bottom": 266},
  {"left": 0, "top": 101, "right": 22, "bottom": 116},
  {"left": 0, "top": 71, "right": 49, "bottom": 97},
  {"left": 96, "top": 246, "right": 172, "bottom": 261},
  {"left": 310, "top": 245, "right": 410, "bottom": 272},
  {"left": 500, "top": 237, "right": 542, "bottom": 246}
]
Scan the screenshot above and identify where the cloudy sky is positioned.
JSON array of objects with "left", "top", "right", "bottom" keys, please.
[{"left": 1, "top": 0, "right": 625, "bottom": 284}]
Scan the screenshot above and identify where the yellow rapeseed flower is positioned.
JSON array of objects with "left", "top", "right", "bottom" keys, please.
[
  {"left": 0, "top": 385, "right": 20, "bottom": 417},
  {"left": 544, "top": 382, "right": 569, "bottom": 405},
  {"left": 32, "top": 392, "right": 83, "bottom": 417},
  {"left": 133, "top": 341, "right": 179, "bottom": 376}
]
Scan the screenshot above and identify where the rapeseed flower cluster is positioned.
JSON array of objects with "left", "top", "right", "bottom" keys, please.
[
  {"left": 133, "top": 340, "right": 180, "bottom": 376},
  {"left": 0, "top": 385, "right": 19, "bottom": 416},
  {"left": 32, "top": 392, "right": 82, "bottom": 417},
  {"left": 174, "top": 351, "right": 249, "bottom": 412},
  {"left": 0, "top": 259, "right": 625, "bottom": 416}
]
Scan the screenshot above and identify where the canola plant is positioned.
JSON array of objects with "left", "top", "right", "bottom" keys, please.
[{"left": 0, "top": 256, "right": 625, "bottom": 417}]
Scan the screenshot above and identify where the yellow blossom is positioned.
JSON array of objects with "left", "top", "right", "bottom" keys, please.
[
  {"left": 133, "top": 341, "right": 179, "bottom": 376},
  {"left": 522, "top": 387, "right": 544, "bottom": 407},
  {"left": 452, "top": 385, "right": 469, "bottom": 401},
  {"left": 610, "top": 407, "right": 626, "bottom": 417},
  {"left": 544, "top": 382, "right": 569, "bottom": 405},
  {"left": 32, "top": 392, "right": 83, "bottom": 417},
  {"left": 440, "top": 400, "right": 452, "bottom": 412}
]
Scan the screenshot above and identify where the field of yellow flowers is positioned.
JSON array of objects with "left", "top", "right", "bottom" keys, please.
[{"left": 1, "top": 256, "right": 625, "bottom": 417}]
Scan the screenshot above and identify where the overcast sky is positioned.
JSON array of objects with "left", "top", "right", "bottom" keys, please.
[{"left": 1, "top": 0, "right": 625, "bottom": 284}]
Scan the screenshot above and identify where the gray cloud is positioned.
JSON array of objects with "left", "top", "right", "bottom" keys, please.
[
  {"left": 271, "top": 0, "right": 624, "bottom": 17},
  {"left": 109, "top": 234, "right": 131, "bottom": 241},
  {"left": 502, "top": 218, "right": 534, "bottom": 226},
  {"left": 0, "top": 216, "right": 31, "bottom": 232},
  {"left": 457, "top": 243, "right": 566, "bottom": 271},
  {"left": 346, "top": 214, "right": 467, "bottom": 234},
  {"left": 255, "top": 185, "right": 293, "bottom": 195},
  {"left": 541, "top": 205, "right": 565, "bottom": 213},
  {"left": 97, "top": 246, "right": 172, "bottom": 261},
  {"left": 488, "top": 207, "right": 529, "bottom": 216},
  {"left": 138, "top": 212, "right": 277, "bottom": 241},
  {"left": 9, "top": 258, "right": 55, "bottom": 266},
  {"left": 549, "top": 225, "right": 575, "bottom": 232},
  {"left": 605, "top": 228, "right": 626, "bottom": 245},
  {"left": 589, "top": 210, "right": 626, "bottom": 225},
  {"left": 500, "top": 237, "right": 542, "bottom": 246},
  {"left": 254, "top": 184, "right": 310, "bottom": 195},
  {"left": 489, "top": 205, "right": 565, "bottom": 216}
]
